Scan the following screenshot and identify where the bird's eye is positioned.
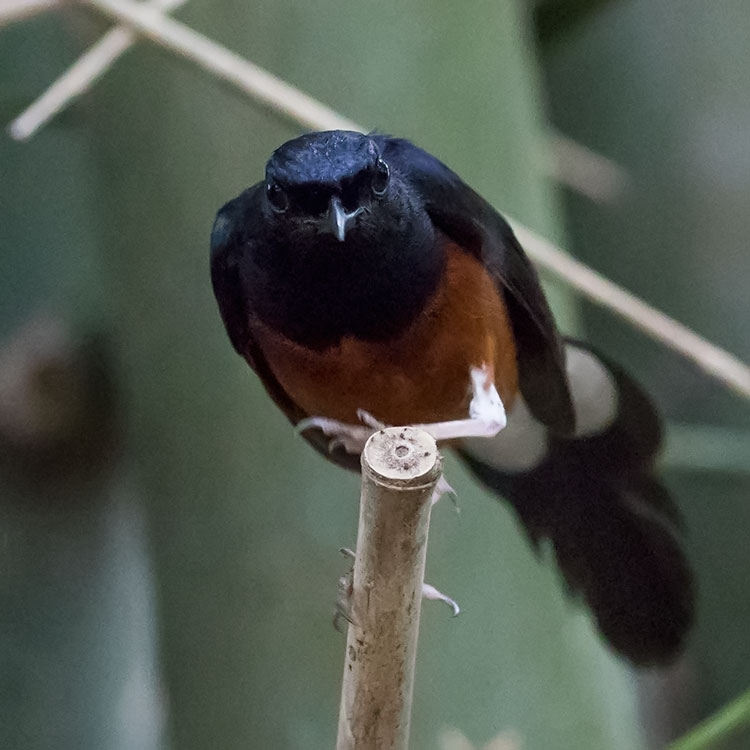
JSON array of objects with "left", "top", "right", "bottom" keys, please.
[
  {"left": 371, "top": 159, "right": 390, "bottom": 196},
  {"left": 266, "top": 182, "right": 289, "bottom": 213}
]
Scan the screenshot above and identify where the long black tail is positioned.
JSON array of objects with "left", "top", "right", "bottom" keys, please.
[{"left": 458, "top": 341, "right": 694, "bottom": 666}]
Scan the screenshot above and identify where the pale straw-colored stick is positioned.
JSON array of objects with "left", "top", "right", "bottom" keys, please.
[
  {"left": 511, "top": 222, "right": 750, "bottom": 399},
  {"left": 85, "top": 0, "right": 361, "bottom": 132},
  {"left": 8, "top": 0, "right": 187, "bottom": 140},
  {"left": 545, "top": 129, "right": 629, "bottom": 204}
]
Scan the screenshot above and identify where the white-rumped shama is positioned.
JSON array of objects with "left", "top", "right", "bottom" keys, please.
[{"left": 210, "top": 130, "right": 693, "bottom": 665}]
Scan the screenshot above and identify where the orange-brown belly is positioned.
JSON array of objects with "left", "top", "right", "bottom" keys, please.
[{"left": 251, "top": 244, "right": 519, "bottom": 424}]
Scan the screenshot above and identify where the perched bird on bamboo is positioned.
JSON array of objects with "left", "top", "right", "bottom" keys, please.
[{"left": 210, "top": 130, "right": 693, "bottom": 665}]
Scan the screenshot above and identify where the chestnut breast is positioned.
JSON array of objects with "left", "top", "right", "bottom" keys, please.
[{"left": 250, "top": 244, "right": 519, "bottom": 425}]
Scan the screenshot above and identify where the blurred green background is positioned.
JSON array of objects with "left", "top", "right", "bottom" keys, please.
[{"left": 1, "top": 1, "right": 749, "bottom": 748}]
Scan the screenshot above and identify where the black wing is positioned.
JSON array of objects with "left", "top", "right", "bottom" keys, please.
[
  {"left": 210, "top": 187, "right": 259, "bottom": 358},
  {"left": 210, "top": 184, "right": 309, "bottom": 423},
  {"left": 376, "top": 136, "right": 575, "bottom": 435},
  {"left": 210, "top": 185, "right": 361, "bottom": 471}
]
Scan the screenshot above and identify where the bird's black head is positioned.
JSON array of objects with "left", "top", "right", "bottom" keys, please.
[
  {"left": 229, "top": 131, "right": 442, "bottom": 348},
  {"left": 264, "top": 130, "right": 393, "bottom": 242}
]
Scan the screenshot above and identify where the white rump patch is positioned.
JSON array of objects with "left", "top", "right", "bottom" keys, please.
[
  {"left": 565, "top": 344, "right": 618, "bottom": 437},
  {"left": 461, "top": 395, "right": 547, "bottom": 473},
  {"left": 460, "top": 343, "right": 619, "bottom": 475}
]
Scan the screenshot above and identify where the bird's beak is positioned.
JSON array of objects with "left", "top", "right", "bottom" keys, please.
[{"left": 328, "top": 196, "right": 363, "bottom": 242}]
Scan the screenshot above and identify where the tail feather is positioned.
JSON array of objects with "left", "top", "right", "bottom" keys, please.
[{"left": 458, "top": 341, "right": 694, "bottom": 665}]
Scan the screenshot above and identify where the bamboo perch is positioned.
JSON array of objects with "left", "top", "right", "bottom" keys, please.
[{"left": 337, "top": 427, "right": 441, "bottom": 750}]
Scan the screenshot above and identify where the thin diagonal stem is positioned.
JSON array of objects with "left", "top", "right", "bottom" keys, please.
[
  {"left": 84, "top": 0, "right": 361, "bottom": 132},
  {"left": 511, "top": 223, "right": 750, "bottom": 399},
  {"left": 669, "top": 688, "right": 750, "bottom": 750},
  {"left": 8, "top": 0, "right": 187, "bottom": 140}
]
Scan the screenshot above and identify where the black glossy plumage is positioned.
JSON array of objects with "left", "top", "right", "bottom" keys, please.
[
  {"left": 210, "top": 131, "right": 693, "bottom": 664},
  {"left": 213, "top": 137, "right": 440, "bottom": 350},
  {"left": 211, "top": 131, "right": 574, "bottom": 433},
  {"left": 375, "top": 136, "right": 575, "bottom": 435},
  {"left": 267, "top": 130, "right": 380, "bottom": 190},
  {"left": 459, "top": 342, "right": 693, "bottom": 665}
]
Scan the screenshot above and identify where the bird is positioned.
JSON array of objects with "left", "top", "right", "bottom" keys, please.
[{"left": 210, "top": 129, "right": 693, "bottom": 666}]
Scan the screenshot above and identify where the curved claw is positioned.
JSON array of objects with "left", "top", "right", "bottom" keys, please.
[
  {"left": 294, "top": 417, "right": 347, "bottom": 435},
  {"left": 431, "top": 474, "right": 458, "bottom": 507},
  {"left": 329, "top": 436, "right": 345, "bottom": 453},
  {"left": 422, "top": 583, "right": 461, "bottom": 617},
  {"left": 356, "top": 409, "right": 387, "bottom": 430},
  {"left": 296, "top": 415, "right": 373, "bottom": 454},
  {"left": 334, "top": 546, "right": 357, "bottom": 631},
  {"left": 295, "top": 416, "right": 324, "bottom": 435}
]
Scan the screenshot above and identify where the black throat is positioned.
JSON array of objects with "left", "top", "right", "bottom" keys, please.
[{"left": 243, "top": 211, "right": 443, "bottom": 350}]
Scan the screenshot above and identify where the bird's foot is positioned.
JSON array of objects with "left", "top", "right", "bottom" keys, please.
[
  {"left": 333, "top": 547, "right": 356, "bottom": 631},
  {"left": 422, "top": 582, "right": 461, "bottom": 617},
  {"left": 296, "top": 409, "right": 386, "bottom": 454},
  {"left": 333, "top": 547, "right": 460, "bottom": 630},
  {"left": 416, "top": 364, "right": 507, "bottom": 441},
  {"left": 431, "top": 474, "right": 458, "bottom": 509},
  {"left": 298, "top": 364, "right": 505, "bottom": 454}
]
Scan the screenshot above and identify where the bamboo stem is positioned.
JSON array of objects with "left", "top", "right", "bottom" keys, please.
[
  {"left": 669, "top": 688, "right": 750, "bottom": 750},
  {"left": 336, "top": 427, "right": 441, "bottom": 750}
]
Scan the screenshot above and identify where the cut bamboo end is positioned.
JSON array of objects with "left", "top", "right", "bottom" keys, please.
[{"left": 363, "top": 426, "right": 440, "bottom": 486}]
